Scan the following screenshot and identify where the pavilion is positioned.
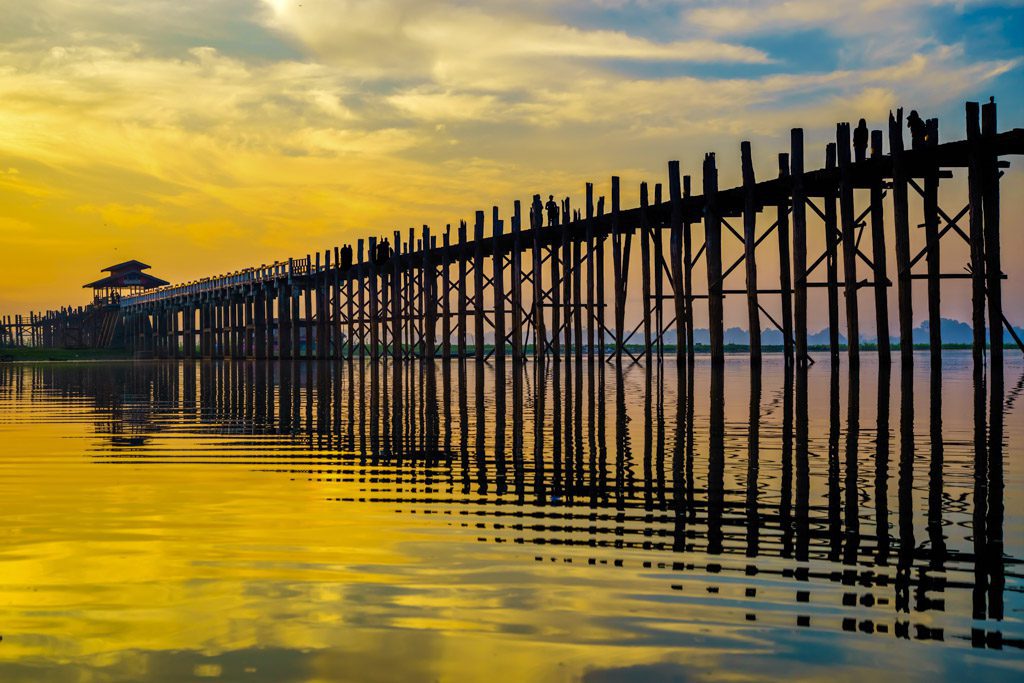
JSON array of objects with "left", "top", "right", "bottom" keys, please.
[{"left": 83, "top": 260, "right": 170, "bottom": 304}]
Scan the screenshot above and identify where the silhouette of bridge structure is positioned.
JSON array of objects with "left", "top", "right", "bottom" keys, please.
[{"left": 7, "top": 99, "right": 1024, "bottom": 370}]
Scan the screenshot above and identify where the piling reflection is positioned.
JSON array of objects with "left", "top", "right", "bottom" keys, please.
[{"left": 0, "top": 353, "right": 1020, "bottom": 663}]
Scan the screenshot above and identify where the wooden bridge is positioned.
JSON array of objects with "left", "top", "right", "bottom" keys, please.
[{"left": 7, "top": 99, "right": 1023, "bottom": 366}]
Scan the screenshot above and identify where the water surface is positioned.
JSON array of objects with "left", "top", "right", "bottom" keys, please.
[{"left": 0, "top": 353, "right": 1021, "bottom": 681}]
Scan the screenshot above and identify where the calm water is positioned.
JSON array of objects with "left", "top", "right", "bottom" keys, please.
[{"left": 0, "top": 353, "right": 1021, "bottom": 682}]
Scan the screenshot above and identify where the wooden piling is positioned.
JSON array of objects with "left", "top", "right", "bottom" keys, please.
[
  {"left": 869, "top": 130, "right": 891, "bottom": 363},
  {"left": 837, "top": 123, "right": 860, "bottom": 361},
  {"left": 668, "top": 161, "right": 685, "bottom": 364},
  {"left": 611, "top": 177, "right": 624, "bottom": 359},
  {"left": 982, "top": 98, "right": 1002, "bottom": 370},
  {"left": 704, "top": 153, "right": 724, "bottom": 366},
  {"left": 791, "top": 129, "right": 808, "bottom": 363},
  {"left": 924, "top": 119, "right": 941, "bottom": 363},
  {"left": 966, "top": 102, "right": 986, "bottom": 367},
  {"left": 473, "top": 213, "right": 486, "bottom": 362},
  {"left": 825, "top": 143, "right": 840, "bottom": 360},
  {"left": 458, "top": 220, "right": 468, "bottom": 359},
  {"left": 741, "top": 141, "right": 761, "bottom": 363},
  {"left": 777, "top": 153, "right": 794, "bottom": 364},
  {"left": 640, "top": 182, "right": 653, "bottom": 362},
  {"left": 511, "top": 203, "right": 524, "bottom": 361},
  {"left": 492, "top": 208, "right": 506, "bottom": 362},
  {"left": 531, "top": 196, "right": 546, "bottom": 358},
  {"left": 889, "top": 109, "right": 914, "bottom": 362},
  {"left": 442, "top": 228, "right": 452, "bottom": 361}
]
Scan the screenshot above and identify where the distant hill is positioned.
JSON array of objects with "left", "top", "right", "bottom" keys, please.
[{"left": 634, "top": 317, "right": 1020, "bottom": 348}]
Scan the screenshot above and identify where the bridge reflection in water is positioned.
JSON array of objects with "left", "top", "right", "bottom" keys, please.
[{"left": 1, "top": 353, "right": 1020, "bottom": 676}]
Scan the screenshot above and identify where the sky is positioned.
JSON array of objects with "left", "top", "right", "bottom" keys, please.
[{"left": 1, "top": 0, "right": 1022, "bottom": 333}]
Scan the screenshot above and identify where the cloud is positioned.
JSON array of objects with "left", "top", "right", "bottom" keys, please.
[{"left": 0, "top": 0, "right": 1021, "bottom": 316}]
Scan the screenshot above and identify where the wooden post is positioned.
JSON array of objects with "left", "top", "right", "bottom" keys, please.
[
  {"left": 837, "top": 123, "right": 860, "bottom": 362},
  {"left": 551, "top": 201, "right": 562, "bottom": 359},
  {"left": 345, "top": 258, "right": 355, "bottom": 359},
  {"left": 304, "top": 255, "right": 315, "bottom": 360},
  {"left": 741, "top": 141, "right": 761, "bottom": 363},
  {"left": 966, "top": 102, "right": 986, "bottom": 368},
  {"left": 611, "top": 176, "right": 623, "bottom": 359},
  {"left": 869, "top": 130, "right": 891, "bottom": 363},
  {"left": 562, "top": 198, "right": 573, "bottom": 358},
  {"left": 458, "top": 220, "right": 468, "bottom": 359},
  {"left": 791, "top": 129, "right": 809, "bottom": 364},
  {"left": 682, "top": 176, "right": 694, "bottom": 354},
  {"left": 924, "top": 118, "right": 941, "bottom": 363},
  {"left": 596, "top": 195, "right": 606, "bottom": 361},
  {"left": 511, "top": 204, "right": 524, "bottom": 361},
  {"left": 265, "top": 285, "right": 275, "bottom": 360},
  {"left": 368, "top": 237, "right": 379, "bottom": 360},
  {"left": 423, "top": 226, "right": 436, "bottom": 359},
  {"left": 572, "top": 201, "right": 583, "bottom": 362},
  {"left": 531, "top": 196, "right": 546, "bottom": 357},
  {"left": 889, "top": 109, "right": 914, "bottom": 363},
  {"left": 392, "top": 230, "right": 403, "bottom": 361},
  {"left": 982, "top": 98, "right": 1002, "bottom": 370},
  {"left": 357, "top": 239, "right": 366, "bottom": 361},
  {"left": 704, "top": 153, "right": 724, "bottom": 366},
  {"left": 585, "top": 184, "right": 595, "bottom": 360},
  {"left": 825, "top": 143, "right": 840, "bottom": 360},
  {"left": 442, "top": 227, "right": 452, "bottom": 361},
  {"left": 474, "top": 211, "right": 486, "bottom": 362},
  {"left": 653, "top": 183, "right": 665, "bottom": 358},
  {"left": 254, "top": 288, "right": 266, "bottom": 360},
  {"left": 640, "top": 181, "right": 653, "bottom": 362},
  {"left": 492, "top": 207, "right": 506, "bottom": 362},
  {"left": 777, "top": 153, "right": 794, "bottom": 364},
  {"left": 668, "top": 161, "right": 685, "bottom": 364}
]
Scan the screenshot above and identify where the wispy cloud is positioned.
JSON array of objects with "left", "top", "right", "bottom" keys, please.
[{"left": 0, "top": 0, "right": 1020, "bottom": 316}]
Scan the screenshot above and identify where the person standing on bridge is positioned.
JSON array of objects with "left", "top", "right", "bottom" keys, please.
[
  {"left": 340, "top": 244, "right": 353, "bottom": 271},
  {"left": 545, "top": 194, "right": 559, "bottom": 227}
]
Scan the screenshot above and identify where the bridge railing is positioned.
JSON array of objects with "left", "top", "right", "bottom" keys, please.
[{"left": 119, "top": 257, "right": 322, "bottom": 307}]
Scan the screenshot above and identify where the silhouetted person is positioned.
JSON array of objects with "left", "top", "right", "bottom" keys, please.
[
  {"left": 545, "top": 194, "right": 559, "bottom": 227},
  {"left": 853, "top": 118, "right": 869, "bottom": 163},
  {"left": 907, "top": 110, "right": 927, "bottom": 149},
  {"left": 375, "top": 238, "right": 391, "bottom": 266},
  {"left": 340, "top": 244, "right": 353, "bottom": 270}
]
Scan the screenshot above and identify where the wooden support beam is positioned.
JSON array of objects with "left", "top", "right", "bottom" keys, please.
[
  {"left": 368, "top": 237, "right": 380, "bottom": 360},
  {"left": 474, "top": 212, "right": 485, "bottom": 362},
  {"left": 551, "top": 202, "right": 563, "bottom": 359},
  {"left": 824, "top": 143, "right": 840, "bottom": 360},
  {"left": 531, "top": 196, "right": 546, "bottom": 358},
  {"left": 669, "top": 161, "right": 685, "bottom": 364},
  {"left": 442, "top": 228, "right": 452, "bottom": 361},
  {"left": 392, "top": 230, "right": 403, "bottom": 361},
  {"left": 869, "top": 130, "right": 891, "bottom": 363},
  {"left": 357, "top": 239, "right": 366, "bottom": 361},
  {"left": 924, "top": 118, "right": 942, "bottom": 363},
  {"left": 492, "top": 208, "right": 506, "bottom": 362},
  {"left": 596, "top": 195, "right": 606, "bottom": 361},
  {"left": 423, "top": 226, "right": 436, "bottom": 359},
  {"left": 704, "top": 153, "right": 725, "bottom": 366},
  {"left": 511, "top": 204, "right": 524, "bottom": 361},
  {"left": 837, "top": 123, "right": 861, "bottom": 361},
  {"left": 611, "top": 176, "right": 624, "bottom": 359},
  {"left": 793, "top": 129, "right": 811, "bottom": 364},
  {"left": 889, "top": 109, "right": 914, "bottom": 363},
  {"left": 741, "top": 141, "right": 761, "bottom": 363},
  {"left": 458, "top": 220, "right": 469, "bottom": 359},
  {"left": 640, "top": 182, "right": 653, "bottom": 362},
  {"left": 982, "top": 98, "right": 1002, "bottom": 369},
  {"left": 966, "top": 102, "right": 987, "bottom": 368},
  {"left": 777, "top": 153, "right": 794, "bottom": 364},
  {"left": 586, "top": 183, "right": 596, "bottom": 361}
]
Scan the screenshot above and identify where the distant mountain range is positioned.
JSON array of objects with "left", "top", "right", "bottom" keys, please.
[{"left": 649, "top": 317, "right": 1022, "bottom": 347}]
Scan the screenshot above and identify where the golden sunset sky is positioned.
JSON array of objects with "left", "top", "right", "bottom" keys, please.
[{"left": 1, "top": 0, "right": 1022, "bottom": 333}]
